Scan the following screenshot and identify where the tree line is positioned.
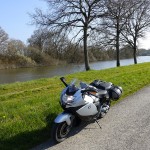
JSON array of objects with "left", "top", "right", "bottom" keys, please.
[
  {"left": 0, "top": 26, "right": 137, "bottom": 69},
  {"left": 0, "top": 0, "right": 150, "bottom": 70},
  {"left": 31, "top": 0, "right": 150, "bottom": 70}
]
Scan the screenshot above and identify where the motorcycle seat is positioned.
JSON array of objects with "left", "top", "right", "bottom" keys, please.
[
  {"left": 90, "top": 80, "right": 112, "bottom": 90},
  {"left": 97, "top": 89, "right": 107, "bottom": 95}
]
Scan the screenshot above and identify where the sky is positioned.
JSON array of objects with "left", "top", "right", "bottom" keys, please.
[
  {"left": 138, "top": 33, "right": 150, "bottom": 50},
  {"left": 0, "top": 0, "right": 47, "bottom": 44},
  {"left": 0, "top": 0, "right": 150, "bottom": 49}
]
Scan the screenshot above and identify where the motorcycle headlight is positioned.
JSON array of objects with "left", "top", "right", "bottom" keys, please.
[{"left": 62, "top": 94, "right": 74, "bottom": 104}]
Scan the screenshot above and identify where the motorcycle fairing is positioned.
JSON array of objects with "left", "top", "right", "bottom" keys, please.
[{"left": 54, "top": 112, "right": 74, "bottom": 125}]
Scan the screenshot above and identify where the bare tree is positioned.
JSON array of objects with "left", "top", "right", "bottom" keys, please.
[
  {"left": 28, "top": 29, "right": 46, "bottom": 51},
  {"left": 104, "top": 0, "right": 136, "bottom": 67},
  {"left": 0, "top": 26, "right": 8, "bottom": 54},
  {"left": 27, "top": 28, "right": 69, "bottom": 59},
  {"left": 7, "top": 39, "right": 26, "bottom": 56},
  {"left": 31, "top": 0, "right": 106, "bottom": 71},
  {"left": 121, "top": 0, "right": 150, "bottom": 64}
]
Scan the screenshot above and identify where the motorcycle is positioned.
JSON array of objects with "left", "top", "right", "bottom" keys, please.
[{"left": 52, "top": 77, "right": 122, "bottom": 143}]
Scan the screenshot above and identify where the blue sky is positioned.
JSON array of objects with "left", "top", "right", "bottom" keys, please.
[
  {"left": 0, "top": 0, "right": 47, "bottom": 44},
  {"left": 0, "top": 0, "right": 150, "bottom": 49}
]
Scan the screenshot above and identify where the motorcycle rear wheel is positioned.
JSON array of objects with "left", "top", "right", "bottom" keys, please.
[{"left": 52, "top": 122, "right": 72, "bottom": 143}]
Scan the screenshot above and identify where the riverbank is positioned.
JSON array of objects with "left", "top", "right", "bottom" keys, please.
[
  {"left": 0, "top": 54, "right": 65, "bottom": 70},
  {"left": 0, "top": 62, "right": 150, "bottom": 150},
  {"left": 0, "top": 56, "right": 150, "bottom": 84}
]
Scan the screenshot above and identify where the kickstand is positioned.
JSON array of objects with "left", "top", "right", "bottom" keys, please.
[{"left": 95, "top": 120, "right": 102, "bottom": 129}]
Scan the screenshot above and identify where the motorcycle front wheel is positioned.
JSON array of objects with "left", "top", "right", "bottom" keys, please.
[{"left": 52, "top": 122, "right": 72, "bottom": 143}]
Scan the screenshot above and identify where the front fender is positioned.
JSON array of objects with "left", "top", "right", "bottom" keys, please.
[{"left": 54, "top": 112, "right": 74, "bottom": 125}]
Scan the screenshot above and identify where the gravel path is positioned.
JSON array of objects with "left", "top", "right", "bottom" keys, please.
[{"left": 33, "top": 86, "right": 150, "bottom": 150}]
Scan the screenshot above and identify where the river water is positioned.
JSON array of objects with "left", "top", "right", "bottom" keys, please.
[{"left": 0, "top": 56, "right": 150, "bottom": 84}]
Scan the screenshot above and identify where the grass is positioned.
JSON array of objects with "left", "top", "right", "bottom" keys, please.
[{"left": 0, "top": 62, "right": 150, "bottom": 150}]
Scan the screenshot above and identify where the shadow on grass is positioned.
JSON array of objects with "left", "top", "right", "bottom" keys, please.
[
  {"left": 1, "top": 112, "right": 99, "bottom": 150},
  {"left": 0, "top": 113, "right": 57, "bottom": 150},
  {"left": 0, "top": 127, "right": 51, "bottom": 150}
]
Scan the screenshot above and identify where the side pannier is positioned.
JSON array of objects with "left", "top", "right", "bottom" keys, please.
[
  {"left": 90, "top": 79, "right": 123, "bottom": 100},
  {"left": 109, "top": 86, "right": 123, "bottom": 100}
]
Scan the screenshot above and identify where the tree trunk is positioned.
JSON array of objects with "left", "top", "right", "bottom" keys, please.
[
  {"left": 133, "top": 38, "right": 137, "bottom": 64},
  {"left": 116, "top": 26, "right": 120, "bottom": 67},
  {"left": 83, "top": 27, "right": 90, "bottom": 71}
]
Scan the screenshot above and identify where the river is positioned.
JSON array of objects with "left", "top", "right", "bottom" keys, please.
[{"left": 0, "top": 56, "right": 150, "bottom": 84}]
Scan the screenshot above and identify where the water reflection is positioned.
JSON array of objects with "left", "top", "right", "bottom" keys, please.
[{"left": 0, "top": 56, "right": 149, "bottom": 84}]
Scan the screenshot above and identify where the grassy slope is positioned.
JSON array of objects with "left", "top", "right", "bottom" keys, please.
[{"left": 0, "top": 62, "right": 150, "bottom": 150}]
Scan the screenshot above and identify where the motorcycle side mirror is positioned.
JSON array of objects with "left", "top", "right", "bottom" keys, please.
[
  {"left": 60, "top": 77, "right": 68, "bottom": 87},
  {"left": 60, "top": 77, "right": 65, "bottom": 81}
]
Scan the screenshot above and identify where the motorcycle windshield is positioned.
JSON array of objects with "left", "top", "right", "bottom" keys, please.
[
  {"left": 67, "top": 79, "right": 79, "bottom": 95},
  {"left": 67, "top": 79, "right": 88, "bottom": 94}
]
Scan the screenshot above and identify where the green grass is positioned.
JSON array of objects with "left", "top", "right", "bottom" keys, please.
[{"left": 0, "top": 62, "right": 150, "bottom": 150}]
